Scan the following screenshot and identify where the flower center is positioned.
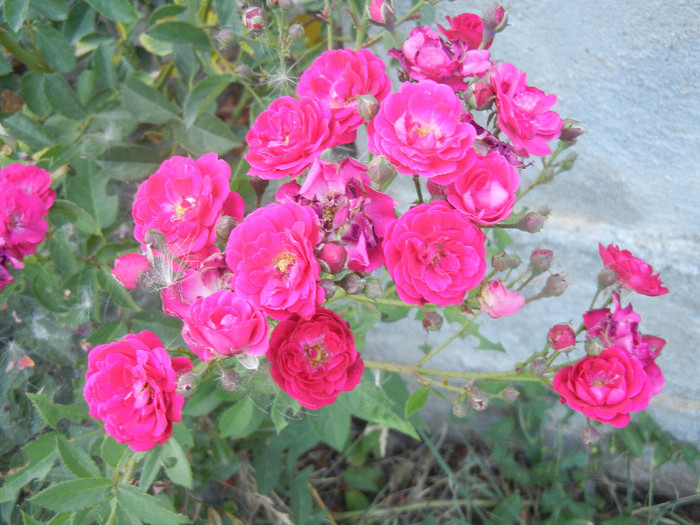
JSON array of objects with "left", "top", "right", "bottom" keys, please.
[
  {"left": 173, "top": 197, "right": 197, "bottom": 221},
  {"left": 273, "top": 251, "right": 297, "bottom": 276},
  {"left": 304, "top": 340, "right": 329, "bottom": 368}
]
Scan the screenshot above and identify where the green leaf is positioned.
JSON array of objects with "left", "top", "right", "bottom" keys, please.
[
  {"left": 404, "top": 387, "right": 429, "bottom": 419},
  {"left": 343, "top": 466, "right": 381, "bottom": 492},
  {"left": 0, "top": 432, "right": 59, "bottom": 504},
  {"left": 116, "top": 484, "right": 190, "bottom": 524},
  {"left": 27, "top": 391, "right": 60, "bottom": 428},
  {"left": 307, "top": 404, "right": 351, "bottom": 451},
  {"left": 34, "top": 24, "right": 76, "bottom": 73},
  {"left": 92, "top": 42, "right": 115, "bottom": 89},
  {"left": 65, "top": 159, "right": 118, "bottom": 229},
  {"left": 50, "top": 199, "right": 100, "bottom": 234},
  {"left": 83, "top": 0, "right": 138, "bottom": 23},
  {"left": 183, "top": 75, "right": 234, "bottom": 127},
  {"left": 43, "top": 73, "right": 86, "bottom": 118},
  {"left": 30, "top": 478, "right": 112, "bottom": 512},
  {"left": 290, "top": 465, "right": 314, "bottom": 525},
  {"left": 148, "top": 21, "right": 212, "bottom": 51},
  {"left": 218, "top": 398, "right": 264, "bottom": 439},
  {"left": 139, "top": 446, "right": 163, "bottom": 491},
  {"left": 469, "top": 327, "right": 507, "bottom": 352},
  {"left": 174, "top": 113, "right": 239, "bottom": 156},
  {"left": 162, "top": 438, "right": 192, "bottom": 489},
  {"left": 21, "top": 511, "right": 42, "bottom": 525},
  {"left": 97, "top": 267, "right": 140, "bottom": 311},
  {"left": 120, "top": 76, "right": 180, "bottom": 124},
  {"left": 4, "top": 0, "right": 29, "bottom": 33},
  {"left": 131, "top": 311, "right": 184, "bottom": 347},
  {"left": 77, "top": 69, "right": 96, "bottom": 105},
  {"left": 29, "top": 0, "right": 68, "bottom": 20},
  {"left": 22, "top": 261, "right": 69, "bottom": 313},
  {"left": 4, "top": 112, "right": 57, "bottom": 150},
  {"left": 147, "top": 5, "right": 187, "bottom": 26},
  {"left": 56, "top": 435, "right": 101, "bottom": 478},
  {"left": 100, "top": 435, "right": 129, "bottom": 468},
  {"left": 96, "top": 144, "right": 160, "bottom": 181}
]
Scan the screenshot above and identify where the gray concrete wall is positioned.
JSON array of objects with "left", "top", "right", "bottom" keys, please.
[{"left": 366, "top": 1, "right": 700, "bottom": 446}]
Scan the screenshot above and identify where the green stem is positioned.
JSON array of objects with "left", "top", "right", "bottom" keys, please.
[
  {"left": 347, "top": 293, "right": 419, "bottom": 309},
  {"left": 412, "top": 175, "right": 424, "bottom": 204},
  {"left": 416, "top": 313, "right": 477, "bottom": 366},
  {"left": 364, "top": 359, "right": 544, "bottom": 383},
  {"left": 324, "top": 0, "right": 334, "bottom": 51},
  {"left": 0, "top": 29, "right": 50, "bottom": 72}
]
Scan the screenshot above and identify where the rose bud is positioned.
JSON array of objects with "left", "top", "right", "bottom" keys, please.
[
  {"left": 339, "top": 272, "right": 365, "bottom": 295},
  {"left": 580, "top": 426, "right": 600, "bottom": 446},
  {"left": 548, "top": 324, "right": 576, "bottom": 351},
  {"left": 318, "top": 242, "right": 348, "bottom": 274},
  {"left": 452, "top": 400, "right": 468, "bottom": 418},
  {"left": 492, "top": 252, "right": 521, "bottom": 272},
  {"left": 216, "top": 215, "right": 237, "bottom": 243},
  {"left": 467, "top": 387, "right": 489, "bottom": 411},
  {"left": 502, "top": 386, "right": 520, "bottom": 402},
  {"left": 234, "top": 63, "right": 252, "bottom": 80},
  {"left": 530, "top": 358, "right": 548, "bottom": 376},
  {"left": 465, "top": 81, "right": 495, "bottom": 110},
  {"left": 422, "top": 310, "right": 444, "bottom": 332},
  {"left": 320, "top": 278, "right": 339, "bottom": 300},
  {"left": 559, "top": 152, "right": 578, "bottom": 172},
  {"left": 517, "top": 211, "right": 546, "bottom": 233},
  {"left": 363, "top": 278, "right": 383, "bottom": 300},
  {"left": 542, "top": 273, "right": 568, "bottom": 297},
  {"left": 243, "top": 6, "right": 267, "bottom": 31},
  {"left": 481, "top": 6, "right": 507, "bottom": 48},
  {"left": 288, "top": 23, "right": 305, "bottom": 41},
  {"left": 367, "top": 156, "right": 395, "bottom": 186},
  {"left": 112, "top": 253, "right": 150, "bottom": 289},
  {"left": 559, "top": 119, "right": 586, "bottom": 143},
  {"left": 357, "top": 94, "right": 380, "bottom": 121},
  {"left": 530, "top": 249, "right": 553, "bottom": 273},
  {"left": 598, "top": 268, "right": 617, "bottom": 288},
  {"left": 368, "top": 0, "right": 395, "bottom": 26}
]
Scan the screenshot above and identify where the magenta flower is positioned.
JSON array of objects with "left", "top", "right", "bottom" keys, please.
[
  {"left": 245, "top": 96, "right": 338, "bottom": 180},
  {"left": 490, "top": 62, "right": 563, "bottom": 157},
  {"left": 437, "top": 13, "right": 486, "bottom": 50},
  {"left": 548, "top": 324, "right": 576, "bottom": 351},
  {"left": 478, "top": 279, "right": 525, "bottom": 318},
  {"left": 83, "top": 331, "right": 188, "bottom": 451},
  {"left": 383, "top": 200, "right": 486, "bottom": 305},
  {"left": 225, "top": 202, "right": 324, "bottom": 320},
  {"left": 182, "top": 289, "right": 269, "bottom": 361},
  {"left": 444, "top": 152, "right": 520, "bottom": 225},
  {"left": 297, "top": 49, "right": 391, "bottom": 144},
  {"left": 367, "top": 80, "right": 477, "bottom": 184},
  {"left": 132, "top": 153, "right": 244, "bottom": 265},
  {"left": 112, "top": 253, "right": 151, "bottom": 289},
  {"left": 0, "top": 163, "right": 55, "bottom": 210},
  {"left": 553, "top": 347, "right": 654, "bottom": 428},
  {"left": 267, "top": 307, "right": 364, "bottom": 409},
  {"left": 0, "top": 188, "right": 51, "bottom": 260},
  {"left": 598, "top": 243, "right": 669, "bottom": 296}
]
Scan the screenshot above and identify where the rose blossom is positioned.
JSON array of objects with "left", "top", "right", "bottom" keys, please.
[
  {"left": 444, "top": 152, "right": 520, "bottom": 225},
  {"left": 132, "top": 153, "right": 244, "bottom": 265},
  {"left": 225, "top": 201, "right": 324, "bottom": 320},
  {"left": 437, "top": 13, "right": 485, "bottom": 50},
  {"left": 598, "top": 243, "right": 669, "bottom": 296},
  {"left": 245, "top": 96, "right": 338, "bottom": 180},
  {"left": 83, "top": 331, "right": 188, "bottom": 451},
  {"left": 267, "top": 307, "right": 364, "bottom": 409},
  {"left": 297, "top": 49, "right": 391, "bottom": 144},
  {"left": 368, "top": 0, "right": 394, "bottom": 25},
  {"left": 367, "top": 80, "right": 477, "bottom": 185},
  {"left": 548, "top": 324, "right": 576, "bottom": 351},
  {"left": 182, "top": 289, "right": 269, "bottom": 361},
  {"left": 112, "top": 253, "right": 151, "bottom": 289},
  {"left": 553, "top": 346, "right": 653, "bottom": 428},
  {"left": 478, "top": 279, "right": 525, "bottom": 318},
  {"left": 0, "top": 163, "right": 55, "bottom": 210},
  {"left": 490, "top": 62, "right": 563, "bottom": 157},
  {"left": 383, "top": 200, "right": 486, "bottom": 305},
  {"left": 275, "top": 158, "right": 397, "bottom": 273},
  {"left": 0, "top": 188, "right": 52, "bottom": 260}
]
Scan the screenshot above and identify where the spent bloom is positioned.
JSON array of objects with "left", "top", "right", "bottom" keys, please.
[
  {"left": 267, "top": 307, "right": 364, "bottom": 409},
  {"left": 598, "top": 243, "right": 669, "bottom": 296},
  {"left": 83, "top": 331, "right": 188, "bottom": 451}
]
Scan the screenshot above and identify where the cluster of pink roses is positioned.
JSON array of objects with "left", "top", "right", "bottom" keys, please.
[
  {"left": 0, "top": 163, "right": 56, "bottom": 291},
  {"left": 552, "top": 245, "right": 668, "bottom": 428}
]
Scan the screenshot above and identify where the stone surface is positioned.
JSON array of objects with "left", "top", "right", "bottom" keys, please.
[{"left": 365, "top": 0, "right": 700, "bottom": 447}]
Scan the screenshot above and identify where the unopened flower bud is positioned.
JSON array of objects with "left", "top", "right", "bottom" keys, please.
[
  {"left": 452, "top": 400, "right": 468, "bottom": 418},
  {"left": 234, "top": 63, "right": 252, "bottom": 80},
  {"left": 559, "top": 152, "right": 578, "bottom": 172},
  {"left": 491, "top": 252, "right": 521, "bottom": 272},
  {"left": 216, "top": 215, "right": 237, "bottom": 243},
  {"left": 467, "top": 387, "right": 489, "bottom": 411},
  {"left": 363, "top": 278, "right": 383, "bottom": 300},
  {"left": 288, "top": 23, "right": 305, "bottom": 41},
  {"left": 580, "top": 426, "right": 600, "bottom": 446},
  {"left": 530, "top": 249, "right": 553, "bottom": 273},
  {"left": 177, "top": 372, "right": 198, "bottom": 394},
  {"left": 559, "top": 119, "right": 586, "bottom": 143},
  {"left": 542, "top": 274, "right": 568, "bottom": 297},
  {"left": 243, "top": 6, "right": 267, "bottom": 31},
  {"left": 215, "top": 28, "right": 236, "bottom": 47},
  {"left": 357, "top": 94, "right": 380, "bottom": 121},
  {"left": 339, "top": 272, "right": 365, "bottom": 295},
  {"left": 368, "top": 0, "right": 395, "bottom": 26},
  {"left": 483, "top": 6, "right": 508, "bottom": 33},
  {"left": 112, "top": 253, "right": 150, "bottom": 289},
  {"left": 465, "top": 81, "right": 494, "bottom": 110},
  {"left": 502, "top": 386, "right": 520, "bottom": 402},
  {"left": 422, "top": 311, "right": 443, "bottom": 332},
  {"left": 318, "top": 242, "right": 347, "bottom": 274},
  {"left": 585, "top": 337, "right": 604, "bottom": 356},
  {"left": 517, "top": 212, "right": 546, "bottom": 233},
  {"left": 536, "top": 167, "right": 556, "bottom": 184},
  {"left": 219, "top": 369, "right": 239, "bottom": 391},
  {"left": 320, "top": 278, "right": 339, "bottom": 300},
  {"left": 548, "top": 324, "right": 576, "bottom": 351},
  {"left": 598, "top": 269, "right": 617, "bottom": 288},
  {"left": 530, "top": 358, "right": 548, "bottom": 376},
  {"left": 367, "top": 156, "right": 395, "bottom": 186},
  {"left": 249, "top": 175, "right": 269, "bottom": 201}
]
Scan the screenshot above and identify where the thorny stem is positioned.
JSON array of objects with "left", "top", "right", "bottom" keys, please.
[
  {"left": 412, "top": 174, "right": 424, "bottom": 204},
  {"left": 416, "top": 313, "right": 478, "bottom": 366},
  {"left": 347, "top": 293, "right": 420, "bottom": 309}
]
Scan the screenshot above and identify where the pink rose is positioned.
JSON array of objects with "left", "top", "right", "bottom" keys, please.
[
  {"left": 0, "top": 163, "right": 55, "bottom": 211},
  {"left": 132, "top": 153, "right": 244, "bottom": 265},
  {"left": 548, "top": 324, "right": 576, "bottom": 351},
  {"left": 478, "top": 279, "right": 525, "bottom": 318},
  {"left": 267, "top": 307, "right": 364, "bottom": 409},
  {"left": 368, "top": 0, "right": 394, "bottom": 25},
  {"left": 383, "top": 200, "right": 486, "bottom": 306},
  {"left": 367, "top": 79, "right": 477, "bottom": 185},
  {"left": 553, "top": 346, "right": 653, "bottom": 428},
  {"left": 0, "top": 187, "right": 51, "bottom": 260},
  {"left": 182, "top": 289, "right": 269, "bottom": 361},
  {"left": 112, "top": 253, "right": 151, "bottom": 289},
  {"left": 275, "top": 158, "right": 397, "bottom": 273},
  {"left": 490, "top": 62, "right": 563, "bottom": 157},
  {"left": 437, "top": 13, "right": 485, "bottom": 50},
  {"left": 225, "top": 202, "right": 324, "bottom": 320},
  {"left": 598, "top": 243, "right": 669, "bottom": 296},
  {"left": 297, "top": 49, "right": 391, "bottom": 144},
  {"left": 0, "top": 247, "right": 22, "bottom": 292},
  {"left": 444, "top": 152, "right": 520, "bottom": 225},
  {"left": 83, "top": 331, "right": 188, "bottom": 451},
  {"left": 245, "top": 96, "right": 338, "bottom": 180}
]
